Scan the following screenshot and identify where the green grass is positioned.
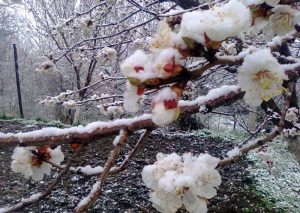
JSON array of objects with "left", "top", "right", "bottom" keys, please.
[
  {"left": 0, "top": 116, "right": 67, "bottom": 128},
  {"left": 0, "top": 114, "right": 16, "bottom": 120}
]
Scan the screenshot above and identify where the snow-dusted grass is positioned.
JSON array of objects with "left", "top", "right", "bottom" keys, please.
[
  {"left": 247, "top": 137, "right": 300, "bottom": 212},
  {"left": 193, "top": 128, "right": 300, "bottom": 212},
  {"left": 192, "top": 128, "right": 247, "bottom": 142}
]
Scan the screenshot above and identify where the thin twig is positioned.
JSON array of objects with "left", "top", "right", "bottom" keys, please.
[{"left": 74, "top": 130, "right": 129, "bottom": 212}]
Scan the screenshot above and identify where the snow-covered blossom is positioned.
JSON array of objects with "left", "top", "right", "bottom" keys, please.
[
  {"left": 121, "top": 50, "right": 154, "bottom": 82},
  {"left": 96, "top": 47, "right": 117, "bottom": 63},
  {"left": 238, "top": 49, "right": 287, "bottom": 106},
  {"left": 36, "top": 60, "right": 55, "bottom": 73},
  {"left": 264, "top": 5, "right": 300, "bottom": 39},
  {"left": 90, "top": 94, "right": 99, "bottom": 100},
  {"left": 285, "top": 107, "right": 299, "bottom": 123},
  {"left": 123, "top": 82, "right": 144, "bottom": 113},
  {"left": 151, "top": 87, "right": 180, "bottom": 126},
  {"left": 153, "top": 48, "right": 183, "bottom": 79},
  {"left": 150, "top": 21, "right": 186, "bottom": 51},
  {"left": 121, "top": 48, "right": 183, "bottom": 82},
  {"left": 62, "top": 100, "right": 77, "bottom": 108},
  {"left": 79, "top": 17, "right": 95, "bottom": 36},
  {"left": 179, "top": 0, "right": 251, "bottom": 45},
  {"left": 99, "top": 105, "right": 124, "bottom": 118},
  {"left": 11, "top": 146, "right": 64, "bottom": 181},
  {"left": 39, "top": 97, "right": 56, "bottom": 107},
  {"left": 142, "top": 152, "right": 221, "bottom": 213}
]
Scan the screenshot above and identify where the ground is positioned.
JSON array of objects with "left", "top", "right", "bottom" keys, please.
[{"left": 0, "top": 119, "right": 297, "bottom": 212}]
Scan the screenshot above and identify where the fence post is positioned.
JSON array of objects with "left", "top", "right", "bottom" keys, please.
[{"left": 13, "top": 44, "right": 24, "bottom": 118}]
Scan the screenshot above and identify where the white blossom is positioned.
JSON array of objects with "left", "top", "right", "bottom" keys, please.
[
  {"left": 179, "top": 0, "right": 251, "bottom": 44},
  {"left": 96, "top": 47, "right": 117, "bottom": 63},
  {"left": 11, "top": 146, "right": 64, "bottom": 181},
  {"left": 36, "top": 60, "right": 55, "bottom": 73},
  {"left": 153, "top": 48, "right": 183, "bottom": 79},
  {"left": 142, "top": 152, "right": 221, "bottom": 213},
  {"left": 264, "top": 5, "right": 300, "bottom": 39},
  {"left": 238, "top": 49, "right": 287, "bottom": 106},
  {"left": 62, "top": 100, "right": 77, "bottom": 108},
  {"left": 150, "top": 21, "right": 186, "bottom": 51}
]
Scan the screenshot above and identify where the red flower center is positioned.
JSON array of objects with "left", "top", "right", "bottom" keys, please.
[
  {"left": 163, "top": 99, "right": 177, "bottom": 109},
  {"left": 137, "top": 86, "right": 145, "bottom": 96},
  {"left": 134, "top": 65, "right": 144, "bottom": 73}
]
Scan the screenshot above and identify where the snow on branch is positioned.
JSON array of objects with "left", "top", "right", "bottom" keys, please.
[{"left": 0, "top": 86, "right": 243, "bottom": 147}]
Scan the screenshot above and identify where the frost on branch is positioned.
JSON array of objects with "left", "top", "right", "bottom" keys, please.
[
  {"left": 11, "top": 146, "right": 64, "bottom": 181},
  {"left": 238, "top": 49, "right": 287, "bottom": 106},
  {"left": 142, "top": 153, "right": 221, "bottom": 213}
]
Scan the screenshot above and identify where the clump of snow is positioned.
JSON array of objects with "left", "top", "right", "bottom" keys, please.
[
  {"left": 180, "top": 85, "right": 239, "bottom": 107},
  {"left": 62, "top": 100, "right": 77, "bottom": 108},
  {"left": 238, "top": 49, "right": 287, "bottom": 107},
  {"left": 98, "top": 105, "right": 124, "bottom": 118},
  {"left": 179, "top": 0, "right": 251, "bottom": 44},
  {"left": 142, "top": 152, "right": 221, "bottom": 213},
  {"left": 73, "top": 165, "right": 104, "bottom": 175},
  {"left": 113, "top": 129, "right": 126, "bottom": 146},
  {"left": 226, "top": 147, "right": 241, "bottom": 158},
  {"left": 241, "top": 0, "right": 279, "bottom": 7}
]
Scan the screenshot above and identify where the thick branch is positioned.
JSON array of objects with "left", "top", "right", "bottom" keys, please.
[{"left": 0, "top": 86, "right": 243, "bottom": 147}]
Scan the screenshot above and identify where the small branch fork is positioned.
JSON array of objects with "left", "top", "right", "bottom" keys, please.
[{"left": 219, "top": 84, "right": 293, "bottom": 167}]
